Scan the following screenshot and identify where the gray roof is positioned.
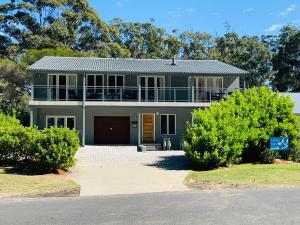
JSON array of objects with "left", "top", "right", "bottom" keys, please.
[{"left": 28, "top": 56, "right": 249, "bottom": 76}]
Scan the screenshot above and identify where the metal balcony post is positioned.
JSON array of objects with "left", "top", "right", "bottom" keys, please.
[
  {"left": 191, "top": 86, "right": 194, "bottom": 102},
  {"left": 82, "top": 73, "right": 86, "bottom": 146},
  {"left": 31, "top": 84, "right": 34, "bottom": 100},
  {"left": 138, "top": 84, "right": 141, "bottom": 102},
  {"left": 173, "top": 88, "right": 176, "bottom": 102},
  {"left": 120, "top": 87, "right": 123, "bottom": 101}
]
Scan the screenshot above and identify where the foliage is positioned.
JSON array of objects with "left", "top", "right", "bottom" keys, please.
[
  {"left": 271, "top": 25, "right": 300, "bottom": 92},
  {"left": 0, "top": 114, "right": 80, "bottom": 171},
  {"left": 21, "top": 47, "right": 96, "bottom": 66},
  {"left": 0, "top": 60, "right": 30, "bottom": 119},
  {"left": 0, "top": 115, "right": 39, "bottom": 163},
  {"left": 0, "top": 0, "right": 125, "bottom": 58},
  {"left": 184, "top": 87, "right": 300, "bottom": 169},
  {"left": 35, "top": 127, "right": 80, "bottom": 171},
  {"left": 209, "top": 32, "right": 273, "bottom": 87}
]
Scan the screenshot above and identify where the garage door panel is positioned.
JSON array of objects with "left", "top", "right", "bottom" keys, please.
[{"left": 94, "top": 116, "right": 130, "bottom": 144}]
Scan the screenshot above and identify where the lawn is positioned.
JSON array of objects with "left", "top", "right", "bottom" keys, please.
[
  {"left": 185, "top": 163, "right": 300, "bottom": 189},
  {"left": 0, "top": 168, "right": 80, "bottom": 198}
]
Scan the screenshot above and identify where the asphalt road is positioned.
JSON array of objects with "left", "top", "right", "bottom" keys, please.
[{"left": 1, "top": 188, "right": 300, "bottom": 225}]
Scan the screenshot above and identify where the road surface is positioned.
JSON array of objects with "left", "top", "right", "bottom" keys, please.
[{"left": 1, "top": 188, "right": 300, "bottom": 225}]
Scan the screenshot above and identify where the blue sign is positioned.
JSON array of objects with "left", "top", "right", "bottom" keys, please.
[{"left": 270, "top": 137, "right": 289, "bottom": 151}]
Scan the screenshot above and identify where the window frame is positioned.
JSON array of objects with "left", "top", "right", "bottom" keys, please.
[
  {"left": 160, "top": 114, "right": 176, "bottom": 135},
  {"left": 47, "top": 74, "right": 78, "bottom": 100},
  {"left": 46, "top": 116, "right": 76, "bottom": 129},
  {"left": 107, "top": 75, "right": 125, "bottom": 87}
]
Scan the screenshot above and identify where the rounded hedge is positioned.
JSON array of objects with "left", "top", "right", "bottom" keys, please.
[
  {"left": 0, "top": 114, "right": 80, "bottom": 171},
  {"left": 184, "top": 87, "right": 300, "bottom": 169},
  {"left": 35, "top": 127, "right": 80, "bottom": 171}
]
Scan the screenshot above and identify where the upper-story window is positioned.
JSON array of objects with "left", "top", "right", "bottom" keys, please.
[
  {"left": 107, "top": 75, "right": 124, "bottom": 95},
  {"left": 86, "top": 74, "right": 104, "bottom": 100},
  {"left": 48, "top": 74, "right": 77, "bottom": 100}
]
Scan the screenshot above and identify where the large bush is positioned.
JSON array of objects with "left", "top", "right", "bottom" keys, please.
[
  {"left": 0, "top": 114, "right": 80, "bottom": 171},
  {"left": 0, "top": 126, "right": 39, "bottom": 163},
  {"left": 35, "top": 127, "right": 80, "bottom": 171},
  {"left": 184, "top": 87, "right": 300, "bottom": 169},
  {"left": 0, "top": 114, "right": 39, "bottom": 163}
]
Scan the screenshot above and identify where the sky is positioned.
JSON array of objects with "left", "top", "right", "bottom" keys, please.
[
  {"left": 90, "top": 0, "right": 300, "bottom": 36},
  {"left": 1, "top": 0, "right": 299, "bottom": 36}
]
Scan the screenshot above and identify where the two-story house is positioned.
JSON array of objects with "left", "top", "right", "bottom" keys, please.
[{"left": 28, "top": 56, "right": 249, "bottom": 149}]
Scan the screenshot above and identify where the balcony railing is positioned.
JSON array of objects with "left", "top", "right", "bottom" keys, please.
[{"left": 31, "top": 85, "right": 241, "bottom": 103}]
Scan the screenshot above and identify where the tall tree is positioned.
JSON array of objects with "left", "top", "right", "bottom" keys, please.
[
  {"left": 0, "top": 0, "right": 128, "bottom": 58},
  {"left": 210, "top": 32, "right": 272, "bottom": 87},
  {"left": 272, "top": 25, "right": 300, "bottom": 91},
  {"left": 0, "top": 59, "right": 29, "bottom": 120},
  {"left": 180, "top": 32, "right": 213, "bottom": 60},
  {"left": 111, "top": 19, "right": 166, "bottom": 58}
]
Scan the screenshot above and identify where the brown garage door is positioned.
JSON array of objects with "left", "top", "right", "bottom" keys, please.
[{"left": 94, "top": 116, "right": 130, "bottom": 145}]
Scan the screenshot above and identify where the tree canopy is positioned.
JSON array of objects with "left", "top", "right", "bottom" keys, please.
[{"left": 0, "top": 0, "right": 299, "bottom": 122}]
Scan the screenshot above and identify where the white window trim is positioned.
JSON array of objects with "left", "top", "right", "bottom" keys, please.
[
  {"left": 160, "top": 114, "right": 176, "bottom": 135},
  {"left": 137, "top": 76, "right": 166, "bottom": 101},
  {"left": 107, "top": 75, "right": 125, "bottom": 87},
  {"left": 194, "top": 77, "right": 224, "bottom": 90},
  {"left": 47, "top": 74, "right": 78, "bottom": 100},
  {"left": 46, "top": 116, "right": 76, "bottom": 129},
  {"left": 86, "top": 74, "right": 104, "bottom": 94},
  {"left": 86, "top": 74, "right": 104, "bottom": 87}
]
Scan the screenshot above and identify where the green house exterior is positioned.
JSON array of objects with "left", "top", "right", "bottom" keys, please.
[{"left": 28, "top": 56, "right": 249, "bottom": 148}]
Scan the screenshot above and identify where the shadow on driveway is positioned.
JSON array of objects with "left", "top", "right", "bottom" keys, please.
[{"left": 145, "top": 155, "right": 194, "bottom": 170}]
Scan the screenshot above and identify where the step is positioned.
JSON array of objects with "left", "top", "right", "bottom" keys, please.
[{"left": 141, "top": 143, "right": 161, "bottom": 151}]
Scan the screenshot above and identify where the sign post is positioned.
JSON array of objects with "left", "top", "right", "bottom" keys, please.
[{"left": 270, "top": 137, "right": 289, "bottom": 151}]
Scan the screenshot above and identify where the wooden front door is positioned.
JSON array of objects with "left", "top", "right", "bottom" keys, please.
[
  {"left": 94, "top": 116, "right": 130, "bottom": 144},
  {"left": 143, "top": 114, "right": 154, "bottom": 142}
]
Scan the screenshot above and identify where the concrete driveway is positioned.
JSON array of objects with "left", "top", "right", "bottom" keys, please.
[{"left": 72, "top": 146, "right": 193, "bottom": 196}]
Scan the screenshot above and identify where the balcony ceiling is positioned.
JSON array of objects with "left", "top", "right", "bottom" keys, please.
[{"left": 28, "top": 56, "right": 249, "bottom": 76}]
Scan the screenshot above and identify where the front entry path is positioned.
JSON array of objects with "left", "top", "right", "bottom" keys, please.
[{"left": 71, "top": 146, "right": 193, "bottom": 196}]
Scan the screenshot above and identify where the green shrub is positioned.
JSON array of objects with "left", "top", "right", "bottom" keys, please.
[
  {"left": 0, "top": 113, "right": 20, "bottom": 127},
  {"left": 35, "top": 127, "right": 80, "bottom": 171},
  {"left": 0, "top": 125, "right": 39, "bottom": 164},
  {"left": 184, "top": 87, "right": 300, "bottom": 169}
]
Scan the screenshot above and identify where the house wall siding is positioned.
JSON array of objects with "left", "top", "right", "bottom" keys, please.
[{"left": 33, "top": 106, "right": 196, "bottom": 148}]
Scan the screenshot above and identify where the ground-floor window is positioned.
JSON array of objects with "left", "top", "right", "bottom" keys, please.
[
  {"left": 46, "top": 116, "right": 76, "bottom": 129},
  {"left": 160, "top": 114, "right": 176, "bottom": 135}
]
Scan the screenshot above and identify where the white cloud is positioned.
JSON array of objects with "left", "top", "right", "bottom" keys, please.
[
  {"left": 264, "top": 24, "right": 283, "bottom": 32},
  {"left": 185, "top": 8, "right": 196, "bottom": 12},
  {"left": 242, "top": 8, "right": 254, "bottom": 13},
  {"left": 116, "top": 0, "right": 129, "bottom": 7},
  {"left": 167, "top": 9, "right": 182, "bottom": 18},
  {"left": 279, "top": 4, "right": 296, "bottom": 16}
]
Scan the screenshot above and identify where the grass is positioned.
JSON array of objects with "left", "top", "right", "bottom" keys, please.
[
  {"left": 0, "top": 167, "right": 79, "bottom": 198},
  {"left": 185, "top": 163, "right": 300, "bottom": 189}
]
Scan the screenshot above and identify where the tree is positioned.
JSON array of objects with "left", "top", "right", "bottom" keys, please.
[
  {"left": 180, "top": 32, "right": 213, "bottom": 60},
  {"left": 0, "top": 59, "right": 29, "bottom": 122},
  {"left": 111, "top": 19, "right": 166, "bottom": 58},
  {"left": 185, "top": 87, "right": 300, "bottom": 169},
  {"left": 0, "top": 0, "right": 127, "bottom": 58},
  {"left": 209, "top": 32, "right": 272, "bottom": 87},
  {"left": 164, "top": 35, "right": 182, "bottom": 59},
  {"left": 272, "top": 25, "right": 300, "bottom": 92},
  {"left": 20, "top": 47, "right": 96, "bottom": 66}
]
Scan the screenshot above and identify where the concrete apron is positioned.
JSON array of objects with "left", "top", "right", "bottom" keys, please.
[{"left": 71, "top": 163, "right": 190, "bottom": 196}]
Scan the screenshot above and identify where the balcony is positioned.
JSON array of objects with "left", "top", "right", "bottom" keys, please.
[{"left": 31, "top": 85, "right": 241, "bottom": 104}]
